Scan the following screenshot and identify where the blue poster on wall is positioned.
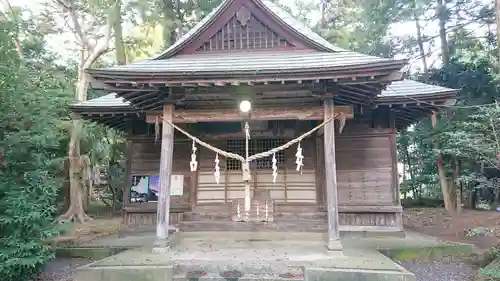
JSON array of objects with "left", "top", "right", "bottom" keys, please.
[{"left": 149, "top": 176, "right": 160, "bottom": 193}]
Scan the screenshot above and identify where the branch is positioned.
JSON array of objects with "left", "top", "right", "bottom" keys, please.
[
  {"left": 54, "top": 0, "right": 91, "bottom": 48},
  {"left": 2, "top": 0, "right": 24, "bottom": 60},
  {"left": 82, "top": 6, "right": 115, "bottom": 69}
]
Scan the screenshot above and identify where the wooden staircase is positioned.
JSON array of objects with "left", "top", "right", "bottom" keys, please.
[{"left": 180, "top": 198, "right": 327, "bottom": 232}]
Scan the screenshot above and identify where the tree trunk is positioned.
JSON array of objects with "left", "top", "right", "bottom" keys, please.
[
  {"left": 415, "top": 17, "right": 428, "bottom": 73},
  {"left": 431, "top": 111, "right": 455, "bottom": 214},
  {"left": 452, "top": 158, "right": 461, "bottom": 213},
  {"left": 496, "top": 152, "right": 500, "bottom": 203},
  {"left": 3, "top": 0, "right": 24, "bottom": 60},
  {"left": 495, "top": 0, "right": 500, "bottom": 58},
  {"left": 56, "top": 0, "right": 114, "bottom": 222},
  {"left": 162, "top": 0, "right": 177, "bottom": 48},
  {"left": 113, "top": 0, "right": 126, "bottom": 65},
  {"left": 412, "top": 0, "right": 428, "bottom": 74},
  {"left": 320, "top": 0, "right": 327, "bottom": 29},
  {"left": 436, "top": 0, "right": 450, "bottom": 67},
  {"left": 404, "top": 145, "right": 418, "bottom": 199},
  {"left": 59, "top": 119, "right": 92, "bottom": 223}
]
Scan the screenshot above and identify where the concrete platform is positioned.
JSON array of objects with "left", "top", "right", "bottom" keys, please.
[{"left": 74, "top": 232, "right": 421, "bottom": 281}]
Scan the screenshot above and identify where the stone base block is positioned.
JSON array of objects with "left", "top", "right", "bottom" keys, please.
[
  {"left": 326, "top": 239, "right": 343, "bottom": 253},
  {"left": 305, "top": 267, "right": 416, "bottom": 281},
  {"left": 75, "top": 265, "right": 174, "bottom": 281}
]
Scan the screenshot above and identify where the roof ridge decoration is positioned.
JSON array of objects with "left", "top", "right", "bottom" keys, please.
[{"left": 152, "top": 0, "right": 346, "bottom": 60}]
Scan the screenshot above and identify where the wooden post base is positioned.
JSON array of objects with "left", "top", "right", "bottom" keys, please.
[
  {"left": 326, "top": 239, "right": 343, "bottom": 254},
  {"left": 152, "top": 238, "right": 170, "bottom": 253}
]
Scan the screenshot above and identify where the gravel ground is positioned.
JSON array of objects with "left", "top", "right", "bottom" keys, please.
[
  {"left": 38, "top": 258, "right": 91, "bottom": 281},
  {"left": 402, "top": 260, "right": 476, "bottom": 281}
]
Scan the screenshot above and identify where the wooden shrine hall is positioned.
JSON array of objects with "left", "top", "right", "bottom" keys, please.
[{"left": 71, "top": 0, "right": 458, "bottom": 252}]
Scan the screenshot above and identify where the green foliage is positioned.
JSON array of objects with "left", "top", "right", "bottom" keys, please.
[{"left": 0, "top": 21, "right": 73, "bottom": 281}]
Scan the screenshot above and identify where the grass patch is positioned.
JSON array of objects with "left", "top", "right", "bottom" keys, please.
[
  {"left": 55, "top": 247, "right": 129, "bottom": 260},
  {"left": 379, "top": 244, "right": 475, "bottom": 262}
]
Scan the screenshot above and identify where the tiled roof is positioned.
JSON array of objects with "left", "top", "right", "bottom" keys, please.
[
  {"left": 89, "top": 51, "right": 401, "bottom": 75},
  {"left": 380, "top": 80, "right": 457, "bottom": 97},
  {"left": 74, "top": 94, "right": 131, "bottom": 108}
]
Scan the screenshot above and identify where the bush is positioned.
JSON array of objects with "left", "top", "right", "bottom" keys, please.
[
  {"left": 0, "top": 20, "right": 72, "bottom": 281},
  {"left": 401, "top": 197, "right": 445, "bottom": 208},
  {"left": 0, "top": 172, "right": 60, "bottom": 281}
]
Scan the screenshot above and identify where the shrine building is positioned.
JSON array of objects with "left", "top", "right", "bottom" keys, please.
[{"left": 71, "top": 0, "right": 457, "bottom": 252}]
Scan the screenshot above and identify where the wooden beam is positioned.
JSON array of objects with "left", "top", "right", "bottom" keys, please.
[
  {"left": 153, "top": 104, "right": 174, "bottom": 253},
  {"left": 146, "top": 106, "right": 354, "bottom": 123},
  {"left": 323, "top": 98, "right": 342, "bottom": 252}
]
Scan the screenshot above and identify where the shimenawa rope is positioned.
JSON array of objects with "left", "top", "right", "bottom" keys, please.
[{"left": 157, "top": 113, "right": 340, "bottom": 161}]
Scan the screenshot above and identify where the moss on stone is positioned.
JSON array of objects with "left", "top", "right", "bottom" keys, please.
[
  {"left": 56, "top": 247, "right": 128, "bottom": 260},
  {"left": 379, "top": 244, "right": 475, "bottom": 262}
]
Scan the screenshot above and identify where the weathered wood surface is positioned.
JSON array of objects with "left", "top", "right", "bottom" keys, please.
[
  {"left": 323, "top": 98, "right": 341, "bottom": 249},
  {"left": 335, "top": 129, "right": 397, "bottom": 206},
  {"left": 195, "top": 138, "right": 317, "bottom": 204},
  {"left": 128, "top": 140, "right": 191, "bottom": 207},
  {"left": 145, "top": 105, "right": 354, "bottom": 123},
  {"left": 125, "top": 212, "right": 183, "bottom": 227},
  {"left": 194, "top": 7, "right": 295, "bottom": 52},
  {"left": 123, "top": 120, "right": 403, "bottom": 232},
  {"left": 339, "top": 212, "right": 398, "bottom": 227},
  {"left": 154, "top": 104, "right": 174, "bottom": 250}
]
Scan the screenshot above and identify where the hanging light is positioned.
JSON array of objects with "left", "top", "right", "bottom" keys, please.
[{"left": 239, "top": 100, "right": 252, "bottom": 113}]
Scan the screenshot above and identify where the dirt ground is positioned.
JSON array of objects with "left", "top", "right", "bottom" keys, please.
[
  {"left": 404, "top": 208, "right": 500, "bottom": 249},
  {"left": 52, "top": 216, "right": 123, "bottom": 246},
  {"left": 57, "top": 207, "right": 500, "bottom": 249}
]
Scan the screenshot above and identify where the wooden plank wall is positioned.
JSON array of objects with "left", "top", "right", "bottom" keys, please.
[
  {"left": 123, "top": 137, "right": 193, "bottom": 226},
  {"left": 334, "top": 123, "right": 402, "bottom": 231},
  {"left": 195, "top": 138, "right": 317, "bottom": 204},
  {"left": 123, "top": 122, "right": 403, "bottom": 231}
]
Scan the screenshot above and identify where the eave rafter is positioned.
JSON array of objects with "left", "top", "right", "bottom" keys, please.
[
  {"left": 88, "top": 69, "right": 404, "bottom": 91},
  {"left": 380, "top": 101, "right": 450, "bottom": 129},
  {"left": 96, "top": 77, "right": 404, "bottom": 113}
]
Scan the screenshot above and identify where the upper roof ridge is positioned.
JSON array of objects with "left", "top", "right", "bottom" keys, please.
[{"left": 152, "top": 0, "right": 347, "bottom": 60}]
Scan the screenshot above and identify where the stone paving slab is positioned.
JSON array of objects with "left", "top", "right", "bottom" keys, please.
[
  {"left": 73, "top": 230, "right": 474, "bottom": 281},
  {"left": 74, "top": 234, "right": 416, "bottom": 281},
  {"left": 79, "top": 230, "right": 464, "bottom": 250}
]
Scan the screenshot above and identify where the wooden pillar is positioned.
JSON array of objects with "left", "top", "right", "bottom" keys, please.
[
  {"left": 153, "top": 104, "right": 174, "bottom": 253},
  {"left": 323, "top": 98, "right": 343, "bottom": 252},
  {"left": 122, "top": 140, "right": 132, "bottom": 208}
]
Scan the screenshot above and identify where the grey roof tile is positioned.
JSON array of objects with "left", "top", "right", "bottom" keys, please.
[
  {"left": 380, "top": 80, "right": 457, "bottom": 97},
  {"left": 74, "top": 94, "right": 131, "bottom": 108},
  {"left": 92, "top": 51, "right": 398, "bottom": 74}
]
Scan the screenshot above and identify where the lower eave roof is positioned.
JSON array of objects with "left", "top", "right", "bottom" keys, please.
[
  {"left": 72, "top": 79, "right": 457, "bottom": 110},
  {"left": 70, "top": 79, "right": 458, "bottom": 130}
]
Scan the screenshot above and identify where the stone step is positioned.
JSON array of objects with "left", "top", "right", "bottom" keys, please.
[
  {"left": 183, "top": 211, "right": 233, "bottom": 221},
  {"left": 183, "top": 212, "right": 326, "bottom": 223},
  {"left": 273, "top": 212, "right": 327, "bottom": 222},
  {"left": 274, "top": 204, "right": 322, "bottom": 213},
  {"left": 175, "top": 261, "right": 304, "bottom": 276},
  {"left": 179, "top": 221, "right": 327, "bottom": 232},
  {"left": 174, "top": 271, "right": 303, "bottom": 281}
]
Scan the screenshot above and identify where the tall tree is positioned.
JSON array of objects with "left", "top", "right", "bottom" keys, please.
[
  {"left": 113, "top": 0, "right": 126, "bottom": 64},
  {"left": 53, "top": 0, "right": 117, "bottom": 223}
]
